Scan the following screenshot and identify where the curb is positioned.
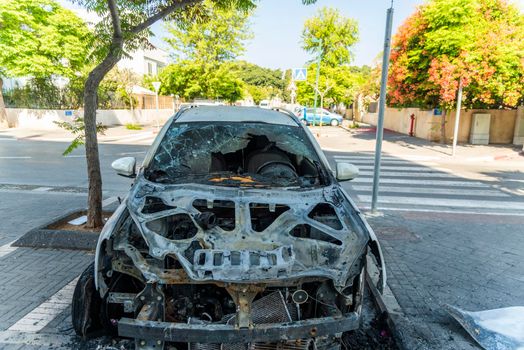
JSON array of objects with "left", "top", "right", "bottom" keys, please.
[
  {"left": 365, "top": 256, "right": 414, "bottom": 350},
  {"left": 13, "top": 209, "right": 108, "bottom": 251}
]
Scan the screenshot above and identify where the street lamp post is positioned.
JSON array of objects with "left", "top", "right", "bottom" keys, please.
[
  {"left": 152, "top": 81, "right": 161, "bottom": 131},
  {"left": 371, "top": 1, "right": 394, "bottom": 213},
  {"left": 311, "top": 38, "right": 323, "bottom": 127},
  {"left": 452, "top": 78, "right": 463, "bottom": 156}
]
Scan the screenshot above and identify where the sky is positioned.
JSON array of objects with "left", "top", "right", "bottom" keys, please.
[{"left": 63, "top": 0, "right": 524, "bottom": 70}]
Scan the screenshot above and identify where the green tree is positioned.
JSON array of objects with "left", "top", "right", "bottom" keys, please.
[
  {"left": 104, "top": 68, "right": 140, "bottom": 109},
  {"left": 72, "top": 0, "right": 259, "bottom": 228},
  {"left": 226, "top": 61, "right": 287, "bottom": 103},
  {"left": 296, "top": 64, "right": 366, "bottom": 107},
  {"left": 72, "top": 0, "right": 315, "bottom": 228},
  {"left": 388, "top": 0, "right": 524, "bottom": 109},
  {"left": 302, "top": 7, "right": 359, "bottom": 67},
  {"left": 0, "top": 0, "right": 91, "bottom": 127},
  {"left": 207, "top": 64, "right": 244, "bottom": 102},
  {"left": 155, "top": 61, "right": 244, "bottom": 102},
  {"left": 228, "top": 61, "right": 284, "bottom": 89},
  {"left": 160, "top": 2, "right": 252, "bottom": 103},
  {"left": 165, "top": 0, "right": 252, "bottom": 65}
]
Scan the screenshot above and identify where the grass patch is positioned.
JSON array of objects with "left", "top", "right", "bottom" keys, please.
[
  {"left": 125, "top": 123, "right": 142, "bottom": 130},
  {"left": 349, "top": 121, "right": 360, "bottom": 129}
]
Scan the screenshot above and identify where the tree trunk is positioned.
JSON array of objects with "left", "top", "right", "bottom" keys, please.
[
  {"left": 0, "top": 78, "right": 9, "bottom": 129},
  {"left": 83, "top": 38, "right": 123, "bottom": 228}
]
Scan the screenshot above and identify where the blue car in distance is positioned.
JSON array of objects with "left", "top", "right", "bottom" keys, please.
[{"left": 297, "top": 108, "right": 344, "bottom": 126}]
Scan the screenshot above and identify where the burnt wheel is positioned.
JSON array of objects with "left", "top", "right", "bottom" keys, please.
[{"left": 71, "top": 261, "right": 103, "bottom": 338}]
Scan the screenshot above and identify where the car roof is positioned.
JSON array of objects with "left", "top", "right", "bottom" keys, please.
[{"left": 174, "top": 106, "right": 299, "bottom": 126}]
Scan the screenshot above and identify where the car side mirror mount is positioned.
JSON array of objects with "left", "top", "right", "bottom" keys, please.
[
  {"left": 111, "top": 157, "right": 136, "bottom": 178},
  {"left": 336, "top": 162, "right": 359, "bottom": 181}
]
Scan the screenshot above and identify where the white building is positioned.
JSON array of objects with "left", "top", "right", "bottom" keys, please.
[{"left": 118, "top": 47, "right": 169, "bottom": 76}]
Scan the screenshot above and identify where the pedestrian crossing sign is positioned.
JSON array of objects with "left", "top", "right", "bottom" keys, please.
[{"left": 293, "top": 68, "right": 307, "bottom": 81}]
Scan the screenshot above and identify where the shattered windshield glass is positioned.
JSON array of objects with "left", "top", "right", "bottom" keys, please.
[{"left": 145, "top": 122, "right": 324, "bottom": 188}]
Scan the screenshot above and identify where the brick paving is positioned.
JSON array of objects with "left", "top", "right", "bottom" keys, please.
[{"left": 366, "top": 211, "right": 524, "bottom": 349}]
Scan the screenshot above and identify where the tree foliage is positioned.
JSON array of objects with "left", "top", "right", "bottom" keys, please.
[
  {"left": 66, "top": 0, "right": 314, "bottom": 228},
  {"left": 302, "top": 7, "right": 359, "bottom": 67},
  {"left": 164, "top": 0, "right": 252, "bottom": 65},
  {"left": 0, "top": 0, "right": 91, "bottom": 79},
  {"left": 53, "top": 117, "right": 107, "bottom": 155},
  {"left": 296, "top": 64, "right": 368, "bottom": 107},
  {"left": 228, "top": 61, "right": 284, "bottom": 89},
  {"left": 227, "top": 61, "right": 286, "bottom": 104},
  {"left": 154, "top": 61, "right": 244, "bottom": 102},
  {"left": 388, "top": 0, "right": 524, "bottom": 109}
]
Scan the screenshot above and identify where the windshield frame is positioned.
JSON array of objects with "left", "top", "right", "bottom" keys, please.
[{"left": 142, "top": 120, "right": 330, "bottom": 189}]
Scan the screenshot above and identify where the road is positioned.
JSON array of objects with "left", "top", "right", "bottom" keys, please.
[{"left": 0, "top": 125, "right": 522, "bottom": 349}]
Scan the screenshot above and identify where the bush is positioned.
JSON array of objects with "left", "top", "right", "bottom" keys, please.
[{"left": 125, "top": 123, "right": 142, "bottom": 130}]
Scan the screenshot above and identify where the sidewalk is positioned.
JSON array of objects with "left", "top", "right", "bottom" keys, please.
[
  {"left": 313, "top": 125, "right": 524, "bottom": 349},
  {"left": 314, "top": 123, "right": 523, "bottom": 163},
  {"left": 365, "top": 211, "right": 524, "bottom": 350},
  {"left": 0, "top": 125, "right": 160, "bottom": 144}
]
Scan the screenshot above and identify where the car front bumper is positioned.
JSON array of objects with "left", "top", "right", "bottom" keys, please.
[{"left": 118, "top": 312, "right": 360, "bottom": 343}]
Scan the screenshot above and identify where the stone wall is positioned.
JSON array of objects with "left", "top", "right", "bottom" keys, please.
[{"left": 361, "top": 107, "right": 520, "bottom": 144}]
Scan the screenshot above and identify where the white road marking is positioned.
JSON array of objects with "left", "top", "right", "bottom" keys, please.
[
  {"left": 336, "top": 159, "right": 438, "bottom": 166},
  {"left": 351, "top": 185, "right": 510, "bottom": 197},
  {"left": 111, "top": 132, "right": 155, "bottom": 144},
  {"left": 357, "top": 171, "right": 456, "bottom": 178},
  {"left": 8, "top": 277, "right": 78, "bottom": 333},
  {"left": 102, "top": 196, "right": 119, "bottom": 207},
  {"left": 333, "top": 154, "right": 442, "bottom": 161},
  {"left": 0, "top": 241, "right": 17, "bottom": 258},
  {"left": 351, "top": 177, "right": 487, "bottom": 187},
  {"left": 359, "top": 206, "right": 524, "bottom": 217},
  {"left": 355, "top": 165, "right": 433, "bottom": 171},
  {"left": 64, "top": 155, "right": 86, "bottom": 158},
  {"left": 0, "top": 138, "right": 16, "bottom": 141},
  {"left": 118, "top": 151, "right": 146, "bottom": 156},
  {"left": 0, "top": 156, "right": 32, "bottom": 159},
  {"left": 32, "top": 187, "right": 53, "bottom": 192},
  {"left": 358, "top": 195, "right": 524, "bottom": 210},
  {"left": 333, "top": 155, "right": 398, "bottom": 160}
]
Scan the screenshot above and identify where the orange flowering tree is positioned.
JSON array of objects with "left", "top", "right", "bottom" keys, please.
[{"left": 388, "top": 0, "right": 524, "bottom": 109}]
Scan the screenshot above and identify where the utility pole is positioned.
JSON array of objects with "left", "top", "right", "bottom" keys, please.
[
  {"left": 371, "top": 1, "right": 394, "bottom": 213},
  {"left": 452, "top": 78, "right": 463, "bottom": 156},
  {"left": 312, "top": 38, "right": 322, "bottom": 126}
]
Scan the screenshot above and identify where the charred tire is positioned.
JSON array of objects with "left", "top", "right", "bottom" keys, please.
[{"left": 71, "top": 261, "right": 103, "bottom": 338}]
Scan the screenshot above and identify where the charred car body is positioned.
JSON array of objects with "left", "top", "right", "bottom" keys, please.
[{"left": 72, "top": 106, "right": 386, "bottom": 350}]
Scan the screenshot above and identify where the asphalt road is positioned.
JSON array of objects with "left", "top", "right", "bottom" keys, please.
[{"left": 1, "top": 129, "right": 523, "bottom": 216}]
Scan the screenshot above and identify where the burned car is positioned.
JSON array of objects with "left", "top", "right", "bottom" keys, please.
[{"left": 72, "top": 106, "right": 386, "bottom": 350}]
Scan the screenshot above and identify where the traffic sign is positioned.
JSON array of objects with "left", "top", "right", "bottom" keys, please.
[{"left": 293, "top": 68, "right": 307, "bottom": 81}]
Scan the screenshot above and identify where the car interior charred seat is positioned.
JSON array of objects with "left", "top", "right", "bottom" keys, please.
[{"left": 246, "top": 149, "right": 298, "bottom": 180}]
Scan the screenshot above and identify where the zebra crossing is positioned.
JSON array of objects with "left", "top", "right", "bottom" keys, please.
[{"left": 332, "top": 154, "right": 524, "bottom": 215}]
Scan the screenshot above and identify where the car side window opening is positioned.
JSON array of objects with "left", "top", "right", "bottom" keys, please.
[{"left": 145, "top": 122, "right": 324, "bottom": 188}]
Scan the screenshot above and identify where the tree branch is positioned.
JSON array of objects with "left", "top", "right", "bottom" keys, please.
[
  {"left": 107, "top": 0, "right": 122, "bottom": 38},
  {"left": 129, "top": 0, "right": 202, "bottom": 35}
]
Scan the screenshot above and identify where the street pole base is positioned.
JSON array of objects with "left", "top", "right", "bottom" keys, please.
[{"left": 365, "top": 209, "right": 384, "bottom": 218}]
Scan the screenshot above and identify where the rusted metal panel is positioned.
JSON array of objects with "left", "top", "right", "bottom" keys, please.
[{"left": 118, "top": 314, "right": 360, "bottom": 343}]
